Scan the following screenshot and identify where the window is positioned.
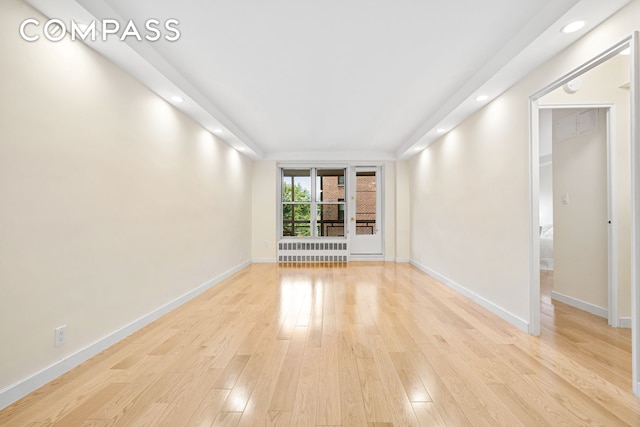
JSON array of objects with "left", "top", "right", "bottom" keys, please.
[
  {"left": 281, "top": 168, "right": 346, "bottom": 238},
  {"left": 355, "top": 171, "right": 377, "bottom": 235},
  {"left": 281, "top": 169, "right": 311, "bottom": 237}
]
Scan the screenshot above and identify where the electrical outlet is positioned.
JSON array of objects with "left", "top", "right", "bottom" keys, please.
[{"left": 54, "top": 325, "right": 66, "bottom": 347}]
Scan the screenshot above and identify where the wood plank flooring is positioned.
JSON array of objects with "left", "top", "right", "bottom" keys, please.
[{"left": 1, "top": 263, "right": 639, "bottom": 426}]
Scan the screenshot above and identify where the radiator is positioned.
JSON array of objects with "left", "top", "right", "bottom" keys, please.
[{"left": 277, "top": 240, "right": 348, "bottom": 262}]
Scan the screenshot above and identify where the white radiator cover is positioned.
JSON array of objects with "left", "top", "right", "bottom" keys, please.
[{"left": 278, "top": 240, "right": 348, "bottom": 262}]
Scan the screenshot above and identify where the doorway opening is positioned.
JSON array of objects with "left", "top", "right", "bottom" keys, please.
[
  {"left": 349, "top": 166, "right": 383, "bottom": 258},
  {"left": 528, "top": 34, "right": 640, "bottom": 396},
  {"left": 538, "top": 106, "right": 616, "bottom": 326}
]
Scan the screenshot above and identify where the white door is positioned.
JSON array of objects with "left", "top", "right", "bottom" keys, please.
[{"left": 349, "top": 166, "right": 382, "bottom": 255}]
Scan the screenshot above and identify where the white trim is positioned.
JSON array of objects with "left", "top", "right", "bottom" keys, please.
[
  {"left": 631, "top": 31, "right": 640, "bottom": 397},
  {"left": 410, "top": 260, "right": 529, "bottom": 333},
  {"left": 539, "top": 154, "right": 553, "bottom": 167},
  {"left": 252, "top": 258, "right": 277, "bottom": 263},
  {"left": 607, "top": 106, "right": 620, "bottom": 327},
  {"left": 395, "top": 258, "right": 410, "bottom": 263},
  {"left": 350, "top": 255, "right": 385, "bottom": 262},
  {"left": 0, "top": 260, "right": 251, "bottom": 411},
  {"left": 528, "top": 98, "right": 541, "bottom": 336},
  {"left": 551, "top": 291, "right": 608, "bottom": 319},
  {"left": 620, "top": 317, "right": 633, "bottom": 328}
]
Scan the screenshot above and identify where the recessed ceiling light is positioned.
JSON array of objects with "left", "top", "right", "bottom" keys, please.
[
  {"left": 414, "top": 147, "right": 422, "bottom": 151},
  {"left": 437, "top": 128, "right": 447, "bottom": 133},
  {"left": 213, "top": 128, "right": 223, "bottom": 134},
  {"left": 237, "top": 146, "right": 246, "bottom": 152},
  {"left": 561, "top": 20, "right": 586, "bottom": 34},
  {"left": 170, "top": 96, "right": 184, "bottom": 103},
  {"left": 475, "top": 95, "right": 489, "bottom": 102}
]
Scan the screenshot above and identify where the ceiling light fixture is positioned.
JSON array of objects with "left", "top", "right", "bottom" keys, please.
[
  {"left": 213, "top": 128, "right": 223, "bottom": 134},
  {"left": 437, "top": 128, "right": 447, "bottom": 133},
  {"left": 475, "top": 95, "right": 489, "bottom": 102},
  {"left": 561, "top": 20, "right": 586, "bottom": 34},
  {"left": 563, "top": 79, "right": 582, "bottom": 94},
  {"left": 170, "top": 96, "right": 184, "bottom": 103}
]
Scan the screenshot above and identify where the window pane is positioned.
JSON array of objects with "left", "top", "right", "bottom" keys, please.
[
  {"left": 282, "top": 203, "right": 311, "bottom": 236},
  {"left": 316, "top": 203, "right": 345, "bottom": 237},
  {"left": 280, "top": 168, "right": 348, "bottom": 239},
  {"left": 356, "top": 171, "right": 376, "bottom": 235},
  {"left": 282, "top": 169, "right": 311, "bottom": 202},
  {"left": 315, "top": 169, "right": 345, "bottom": 202}
]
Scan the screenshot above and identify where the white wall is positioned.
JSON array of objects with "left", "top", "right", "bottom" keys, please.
[
  {"left": 384, "top": 162, "right": 397, "bottom": 260},
  {"left": 252, "top": 160, "right": 278, "bottom": 261},
  {"left": 408, "top": 0, "right": 640, "bottom": 329},
  {"left": 395, "top": 161, "right": 411, "bottom": 261},
  {"left": 0, "top": 0, "right": 253, "bottom": 400},
  {"left": 552, "top": 109, "right": 608, "bottom": 310},
  {"left": 409, "top": 97, "right": 531, "bottom": 327}
]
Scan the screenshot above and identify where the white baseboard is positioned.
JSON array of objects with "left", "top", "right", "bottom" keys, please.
[
  {"left": 550, "top": 291, "right": 608, "bottom": 319},
  {"left": 0, "top": 260, "right": 251, "bottom": 411},
  {"left": 409, "top": 260, "right": 529, "bottom": 333},
  {"left": 619, "top": 317, "right": 632, "bottom": 328},
  {"left": 383, "top": 257, "right": 410, "bottom": 263},
  {"left": 252, "top": 258, "right": 277, "bottom": 263},
  {"left": 350, "top": 255, "right": 385, "bottom": 261}
]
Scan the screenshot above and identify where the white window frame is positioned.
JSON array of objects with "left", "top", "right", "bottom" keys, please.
[{"left": 278, "top": 165, "right": 348, "bottom": 239}]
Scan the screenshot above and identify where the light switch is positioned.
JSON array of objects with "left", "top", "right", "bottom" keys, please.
[{"left": 562, "top": 193, "right": 569, "bottom": 204}]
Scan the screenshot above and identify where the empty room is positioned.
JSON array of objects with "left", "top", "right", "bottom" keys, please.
[{"left": 2, "top": 0, "right": 640, "bottom": 425}]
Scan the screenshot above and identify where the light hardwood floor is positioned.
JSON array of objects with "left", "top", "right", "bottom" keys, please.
[{"left": 1, "top": 263, "right": 639, "bottom": 426}]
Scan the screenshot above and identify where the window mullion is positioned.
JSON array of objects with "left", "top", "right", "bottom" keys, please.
[
  {"left": 289, "top": 175, "right": 294, "bottom": 236},
  {"left": 311, "top": 168, "right": 317, "bottom": 237}
]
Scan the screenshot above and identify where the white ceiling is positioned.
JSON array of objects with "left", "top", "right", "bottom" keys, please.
[{"left": 27, "top": 0, "right": 631, "bottom": 160}]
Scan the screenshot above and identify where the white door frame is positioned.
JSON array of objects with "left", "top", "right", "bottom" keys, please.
[
  {"left": 528, "top": 33, "right": 640, "bottom": 396},
  {"left": 349, "top": 165, "right": 384, "bottom": 257}
]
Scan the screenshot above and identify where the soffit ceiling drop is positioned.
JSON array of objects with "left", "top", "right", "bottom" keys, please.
[{"left": 26, "top": 0, "right": 632, "bottom": 160}]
